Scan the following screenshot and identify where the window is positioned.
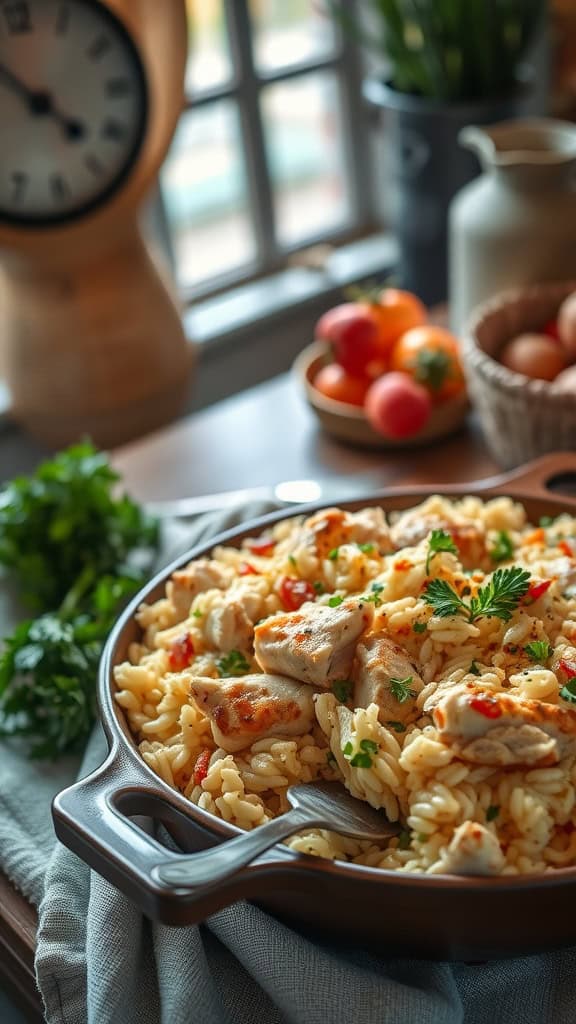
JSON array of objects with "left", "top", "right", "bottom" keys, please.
[{"left": 160, "top": 0, "right": 378, "bottom": 301}]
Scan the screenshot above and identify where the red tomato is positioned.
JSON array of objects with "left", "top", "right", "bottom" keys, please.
[
  {"left": 469, "top": 696, "right": 502, "bottom": 720},
  {"left": 313, "top": 363, "right": 371, "bottom": 406},
  {"left": 247, "top": 536, "right": 276, "bottom": 556},
  {"left": 523, "top": 579, "right": 552, "bottom": 603},
  {"left": 193, "top": 749, "right": 212, "bottom": 786},
  {"left": 238, "top": 561, "right": 260, "bottom": 575},
  {"left": 168, "top": 633, "right": 195, "bottom": 670},
  {"left": 364, "top": 372, "right": 432, "bottom": 439},
  {"left": 543, "top": 318, "right": 560, "bottom": 342},
  {"left": 315, "top": 303, "right": 380, "bottom": 374},
  {"left": 279, "top": 576, "right": 316, "bottom": 611},
  {"left": 390, "top": 326, "right": 465, "bottom": 401},
  {"left": 372, "top": 288, "right": 427, "bottom": 355}
]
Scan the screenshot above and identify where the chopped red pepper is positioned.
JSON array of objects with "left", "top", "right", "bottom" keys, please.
[
  {"left": 168, "top": 632, "right": 195, "bottom": 670},
  {"left": 239, "top": 561, "right": 260, "bottom": 576},
  {"left": 279, "top": 576, "right": 316, "bottom": 611},
  {"left": 470, "top": 696, "right": 503, "bottom": 719},
  {"left": 193, "top": 748, "right": 212, "bottom": 786},
  {"left": 559, "top": 658, "right": 576, "bottom": 680},
  {"left": 524, "top": 579, "right": 552, "bottom": 604},
  {"left": 394, "top": 559, "right": 413, "bottom": 572},
  {"left": 247, "top": 536, "right": 276, "bottom": 556},
  {"left": 558, "top": 540, "right": 574, "bottom": 558}
]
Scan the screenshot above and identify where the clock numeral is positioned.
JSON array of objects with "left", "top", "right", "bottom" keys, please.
[
  {"left": 11, "top": 170, "right": 27, "bottom": 203},
  {"left": 102, "top": 119, "right": 127, "bottom": 143},
  {"left": 50, "top": 173, "right": 69, "bottom": 203},
  {"left": 55, "top": 3, "right": 70, "bottom": 35},
  {"left": 87, "top": 34, "right": 111, "bottom": 61},
  {"left": 106, "top": 77, "right": 131, "bottom": 99},
  {"left": 2, "top": 1, "right": 32, "bottom": 34},
  {"left": 85, "top": 154, "right": 104, "bottom": 177}
]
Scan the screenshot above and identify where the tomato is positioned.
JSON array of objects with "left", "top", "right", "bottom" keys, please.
[
  {"left": 193, "top": 749, "right": 212, "bottom": 786},
  {"left": 247, "top": 536, "right": 275, "bottom": 556},
  {"left": 238, "top": 561, "right": 260, "bottom": 575},
  {"left": 315, "top": 303, "right": 380, "bottom": 374},
  {"left": 168, "top": 632, "right": 195, "bottom": 670},
  {"left": 364, "top": 372, "right": 432, "bottom": 440},
  {"left": 313, "top": 363, "right": 371, "bottom": 406},
  {"left": 523, "top": 579, "right": 552, "bottom": 604},
  {"left": 543, "top": 318, "right": 560, "bottom": 342},
  {"left": 500, "top": 333, "right": 566, "bottom": 381},
  {"left": 371, "top": 288, "right": 427, "bottom": 355},
  {"left": 469, "top": 696, "right": 502, "bottom": 720},
  {"left": 390, "top": 326, "right": 465, "bottom": 402},
  {"left": 279, "top": 576, "right": 316, "bottom": 610}
]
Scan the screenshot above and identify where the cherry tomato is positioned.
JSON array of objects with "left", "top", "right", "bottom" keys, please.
[
  {"left": 313, "top": 363, "right": 371, "bottom": 406},
  {"left": 364, "top": 372, "right": 432, "bottom": 439},
  {"left": 279, "top": 576, "right": 316, "bottom": 611},
  {"left": 371, "top": 288, "right": 427, "bottom": 355},
  {"left": 247, "top": 536, "right": 275, "bottom": 556},
  {"left": 168, "top": 632, "right": 195, "bottom": 670},
  {"left": 315, "top": 303, "right": 380, "bottom": 374},
  {"left": 500, "top": 333, "right": 566, "bottom": 381},
  {"left": 390, "top": 326, "right": 465, "bottom": 402}
]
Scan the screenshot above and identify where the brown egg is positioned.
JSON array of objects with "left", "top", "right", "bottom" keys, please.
[
  {"left": 499, "top": 333, "right": 567, "bottom": 381},
  {"left": 552, "top": 364, "right": 576, "bottom": 394},
  {"left": 557, "top": 291, "right": 576, "bottom": 359}
]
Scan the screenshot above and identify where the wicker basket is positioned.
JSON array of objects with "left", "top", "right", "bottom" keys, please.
[{"left": 462, "top": 280, "right": 576, "bottom": 469}]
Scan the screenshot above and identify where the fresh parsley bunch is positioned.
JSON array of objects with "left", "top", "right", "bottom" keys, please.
[{"left": 0, "top": 442, "right": 159, "bottom": 758}]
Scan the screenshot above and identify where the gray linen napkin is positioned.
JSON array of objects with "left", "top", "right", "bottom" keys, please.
[{"left": 1, "top": 503, "right": 575, "bottom": 1023}]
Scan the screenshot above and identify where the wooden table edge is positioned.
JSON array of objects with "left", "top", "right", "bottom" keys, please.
[{"left": 0, "top": 873, "right": 44, "bottom": 1022}]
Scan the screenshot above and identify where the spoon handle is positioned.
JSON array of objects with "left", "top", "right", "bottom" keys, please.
[{"left": 153, "top": 806, "right": 320, "bottom": 889}]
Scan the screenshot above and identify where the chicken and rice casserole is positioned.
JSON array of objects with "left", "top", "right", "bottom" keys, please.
[{"left": 114, "top": 496, "right": 576, "bottom": 877}]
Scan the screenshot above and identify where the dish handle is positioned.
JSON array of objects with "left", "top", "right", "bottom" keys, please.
[
  {"left": 474, "top": 452, "right": 576, "bottom": 505},
  {"left": 52, "top": 746, "right": 303, "bottom": 926}
]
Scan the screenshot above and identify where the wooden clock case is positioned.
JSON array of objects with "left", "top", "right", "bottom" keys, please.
[{"left": 0, "top": 0, "right": 195, "bottom": 449}]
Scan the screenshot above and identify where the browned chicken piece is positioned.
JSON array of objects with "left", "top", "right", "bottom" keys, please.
[
  {"left": 434, "top": 822, "right": 505, "bottom": 876},
  {"left": 188, "top": 673, "right": 316, "bottom": 753},
  {"left": 389, "top": 510, "right": 485, "bottom": 569},
  {"left": 167, "top": 559, "right": 233, "bottom": 620},
  {"left": 353, "top": 636, "right": 424, "bottom": 725},
  {"left": 204, "top": 599, "right": 254, "bottom": 653},
  {"left": 254, "top": 598, "right": 373, "bottom": 688},
  {"left": 433, "top": 689, "right": 576, "bottom": 767},
  {"left": 290, "top": 506, "right": 392, "bottom": 562}
]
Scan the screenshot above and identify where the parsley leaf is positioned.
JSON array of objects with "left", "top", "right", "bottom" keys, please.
[
  {"left": 486, "top": 805, "right": 500, "bottom": 822},
  {"left": 313, "top": 581, "right": 325, "bottom": 594},
  {"left": 328, "top": 595, "right": 344, "bottom": 607},
  {"left": 332, "top": 679, "right": 353, "bottom": 703},
  {"left": 524, "top": 640, "right": 553, "bottom": 664},
  {"left": 386, "top": 720, "right": 406, "bottom": 733},
  {"left": 490, "top": 530, "right": 514, "bottom": 563},
  {"left": 397, "top": 830, "right": 412, "bottom": 850},
  {"left": 216, "top": 650, "right": 250, "bottom": 677},
  {"left": 413, "top": 621, "right": 427, "bottom": 634},
  {"left": 469, "top": 660, "right": 481, "bottom": 676},
  {"left": 389, "top": 676, "right": 416, "bottom": 703},
  {"left": 343, "top": 737, "right": 378, "bottom": 768},
  {"left": 361, "top": 581, "right": 385, "bottom": 607},
  {"left": 328, "top": 548, "right": 339, "bottom": 561},
  {"left": 425, "top": 529, "right": 458, "bottom": 574},
  {"left": 560, "top": 679, "right": 576, "bottom": 704},
  {"left": 539, "top": 516, "right": 555, "bottom": 527},
  {"left": 358, "top": 543, "right": 374, "bottom": 554},
  {"left": 424, "top": 567, "right": 531, "bottom": 623}
]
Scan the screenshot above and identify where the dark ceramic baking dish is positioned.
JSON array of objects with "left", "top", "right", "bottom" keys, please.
[{"left": 53, "top": 453, "right": 576, "bottom": 960}]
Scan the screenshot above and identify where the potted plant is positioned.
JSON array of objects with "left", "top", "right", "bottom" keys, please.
[{"left": 329, "top": 0, "right": 546, "bottom": 306}]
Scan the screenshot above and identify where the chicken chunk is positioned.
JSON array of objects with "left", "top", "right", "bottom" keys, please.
[
  {"left": 167, "top": 559, "right": 233, "bottom": 620},
  {"left": 288, "top": 506, "right": 392, "bottom": 562},
  {"left": 433, "top": 689, "right": 576, "bottom": 767},
  {"left": 204, "top": 598, "right": 254, "bottom": 653},
  {"left": 353, "top": 636, "right": 424, "bottom": 725},
  {"left": 188, "top": 673, "right": 315, "bottom": 753},
  {"left": 254, "top": 597, "right": 373, "bottom": 688},
  {"left": 434, "top": 822, "right": 505, "bottom": 877},
  {"left": 390, "top": 510, "right": 485, "bottom": 569}
]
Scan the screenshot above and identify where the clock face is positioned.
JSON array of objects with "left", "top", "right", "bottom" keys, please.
[{"left": 0, "top": 0, "right": 148, "bottom": 226}]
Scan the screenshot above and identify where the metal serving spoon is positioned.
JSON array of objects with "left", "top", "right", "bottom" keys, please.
[{"left": 152, "top": 780, "right": 400, "bottom": 889}]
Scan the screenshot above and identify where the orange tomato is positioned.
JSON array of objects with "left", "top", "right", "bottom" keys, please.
[
  {"left": 370, "top": 289, "right": 427, "bottom": 356},
  {"left": 389, "top": 326, "right": 465, "bottom": 402},
  {"left": 313, "top": 363, "right": 371, "bottom": 406}
]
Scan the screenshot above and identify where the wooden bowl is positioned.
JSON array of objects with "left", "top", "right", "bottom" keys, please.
[
  {"left": 463, "top": 280, "right": 576, "bottom": 470},
  {"left": 294, "top": 341, "right": 468, "bottom": 449}
]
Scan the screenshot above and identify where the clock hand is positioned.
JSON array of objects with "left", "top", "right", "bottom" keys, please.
[{"left": 0, "top": 63, "right": 85, "bottom": 141}]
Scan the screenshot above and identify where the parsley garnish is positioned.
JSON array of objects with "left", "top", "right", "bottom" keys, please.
[
  {"left": 386, "top": 720, "right": 406, "bottom": 733},
  {"left": 413, "top": 621, "right": 427, "bottom": 634},
  {"left": 524, "top": 640, "right": 553, "bottom": 663},
  {"left": 328, "top": 548, "right": 339, "bottom": 560},
  {"left": 560, "top": 679, "right": 576, "bottom": 704},
  {"left": 486, "top": 805, "right": 500, "bottom": 822},
  {"left": 539, "top": 516, "right": 555, "bottom": 527},
  {"left": 328, "top": 594, "right": 344, "bottom": 607},
  {"left": 343, "top": 737, "right": 378, "bottom": 768},
  {"left": 358, "top": 543, "right": 374, "bottom": 554},
  {"left": 490, "top": 530, "right": 514, "bottom": 563},
  {"left": 216, "top": 650, "right": 250, "bottom": 677},
  {"left": 332, "top": 678, "right": 353, "bottom": 704},
  {"left": 469, "top": 660, "right": 481, "bottom": 676},
  {"left": 326, "top": 750, "right": 337, "bottom": 767},
  {"left": 313, "top": 581, "right": 325, "bottom": 594},
  {"left": 423, "top": 567, "right": 531, "bottom": 623},
  {"left": 389, "top": 676, "right": 416, "bottom": 703},
  {"left": 361, "top": 581, "right": 385, "bottom": 607},
  {"left": 397, "top": 830, "right": 412, "bottom": 850},
  {"left": 288, "top": 554, "right": 297, "bottom": 567},
  {"left": 192, "top": 608, "right": 203, "bottom": 619},
  {"left": 425, "top": 529, "right": 458, "bottom": 574}
]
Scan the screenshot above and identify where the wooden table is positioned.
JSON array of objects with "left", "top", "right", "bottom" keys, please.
[{"left": 0, "top": 371, "right": 499, "bottom": 1021}]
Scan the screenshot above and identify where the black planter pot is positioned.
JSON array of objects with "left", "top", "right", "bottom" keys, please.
[{"left": 363, "top": 79, "right": 535, "bottom": 307}]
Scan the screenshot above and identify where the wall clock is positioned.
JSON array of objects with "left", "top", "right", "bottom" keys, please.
[{"left": 0, "top": 0, "right": 192, "bottom": 448}]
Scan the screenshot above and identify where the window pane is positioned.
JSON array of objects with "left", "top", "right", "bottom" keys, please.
[
  {"left": 262, "top": 72, "right": 350, "bottom": 247},
  {"left": 185, "top": 0, "right": 232, "bottom": 94},
  {"left": 249, "top": 0, "right": 336, "bottom": 72},
  {"left": 161, "top": 103, "right": 256, "bottom": 290}
]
